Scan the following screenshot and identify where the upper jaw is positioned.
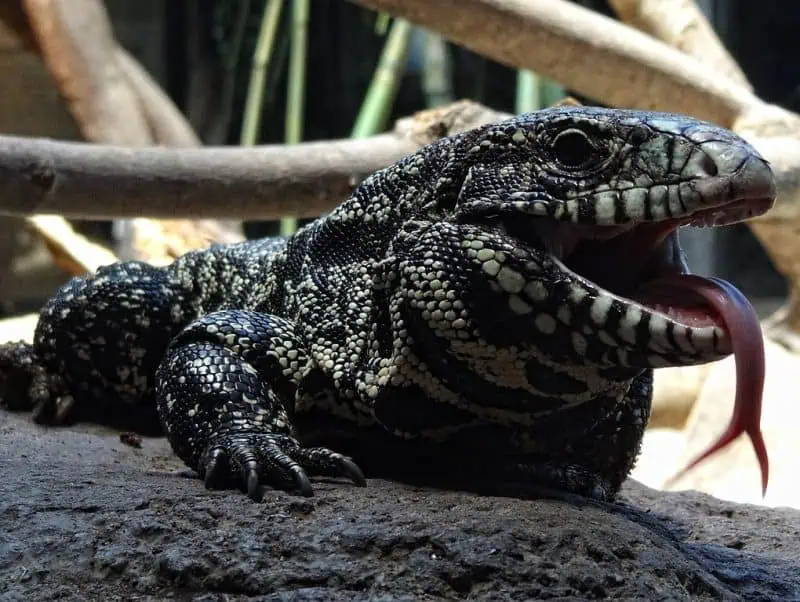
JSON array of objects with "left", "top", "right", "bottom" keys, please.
[
  {"left": 472, "top": 151, "right": 776, "bottom": 298},
  {"left": 680, "top": 153, "right": 776, "bottom": 227}
]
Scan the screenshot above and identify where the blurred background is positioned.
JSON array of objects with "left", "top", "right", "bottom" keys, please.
[{"left": 0, "top": 0, "right": 791, "bottom": 314}]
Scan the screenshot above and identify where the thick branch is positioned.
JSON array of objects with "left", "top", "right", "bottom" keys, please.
[
  {"left": 0, "top": 100, "right": 506, "bottom": 220},
  {"left": 0, "top": 134, "right": 419, "bottom": 219},
  {"left": 608, "top": 0, "right": 751, "bottom": 90},
  {"left": 348, "top": 0, "right": 759, "bottom": 126},
  {"left": 22, "top": 0, "right": 152, "bottom": 145}
]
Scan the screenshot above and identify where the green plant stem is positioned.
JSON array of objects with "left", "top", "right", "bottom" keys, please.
[
  {"left": 539, "top": 78, "right": 567, "bottom": 108},
  {"left": 515, "top": 70, "right": 542, "bottom": 114},
  {"left": 282, "top": 0, "right": 310, "bottom": 235},
  {"left": 351, "top": 18, "right": 413, "bottom": 138},
  {"left": 240, "top": 0, "right": 284, "bottom": 146},
  {"left": 374, "top": 11, "right": 391, "bottom": 34}
]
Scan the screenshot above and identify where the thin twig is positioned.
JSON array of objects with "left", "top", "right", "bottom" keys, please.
[{"left": 351, "top": 18, "right": 414, "bottom": 137}]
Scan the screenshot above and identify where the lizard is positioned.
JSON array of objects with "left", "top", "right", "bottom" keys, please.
[{"left": 0, "top": 106, "right": 776, "bottom": 502}]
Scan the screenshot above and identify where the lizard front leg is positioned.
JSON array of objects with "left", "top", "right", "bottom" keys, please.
[{"left": 156, "top": 309, "right": 365, "bottom": 500}]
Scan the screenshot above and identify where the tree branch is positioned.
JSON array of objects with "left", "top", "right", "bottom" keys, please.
[
  {"left": 607, "top": 0, "right": 751, "bottom": 90},
  {"left": 0, "top": 134, "right": 417, "bottom": 219},
  {"left": 22, "top": 0, "right": 152, "bottom": 145},
  {"left": 347, "top": 0, "right": 759, "bottom": 126},
  {"left": 0, "top": 100, "right": 507, "bottom": 220}
]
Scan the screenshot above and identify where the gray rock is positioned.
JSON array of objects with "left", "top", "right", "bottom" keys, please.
[{"left": 1, "top": 410, "right": 798, "bottom": 601}]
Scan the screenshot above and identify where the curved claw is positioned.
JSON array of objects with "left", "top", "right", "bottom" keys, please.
[
  {"left": 291, "top": 466, "right": 314, "bottom": 497},
  {"left": 31, "top": 393, "right": 75, "bottom": 425},
  {"left": 31, "top": 399, "right": 54, "bottom": 424},
  {"left": 246, "top": 462, "right": 263, "bottom": 502},
  {"left": 54, "top": 394, "right": 76, "bottom": 424},
  {"left": 196, "top": 434, "right": 365, "bottom": 501},
  {"left": 340, "top": 457, "right": 367, "bottom": 487},
  {"left": 202, "top": 448, "right": 227, "bottom": 489}
]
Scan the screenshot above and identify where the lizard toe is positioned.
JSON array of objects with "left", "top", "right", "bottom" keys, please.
[
  {"left": 340, "top": 457, "right": 367, "bottom": 487},
  {"left": 293, "top": 447, "right": 367, "bottom": 486},
  {"left": 288, "top": 465, "right": 314, "bottom": 498},
  {"left": 199, "top": 432, "right": 316, "bottom": 499},
  {"left": 245, "top": 461, "right": 263, "bottom": 502},
  {"left": 200, "top": 446, "right": 230, "bottom": 489},
  {"left": 0, "top": 341, "right": 77, "bottom": 425},
  {"left": 31, "top": 391, "right": 76, "bottom": 425},
  {"left": 0, "top": 341, "right": 39, "bottom": 412}
]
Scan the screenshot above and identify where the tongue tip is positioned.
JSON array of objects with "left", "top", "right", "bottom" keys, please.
[
  {"left": 751, "top": 428, "right": 770, "bottom": 497},
  {"left": 662, "top": 425, "right": 770, "bottom": 497}
]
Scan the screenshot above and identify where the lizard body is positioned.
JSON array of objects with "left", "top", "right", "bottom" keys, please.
[{"left": 0, "top": 107, "right": 775, "bottom": 501}]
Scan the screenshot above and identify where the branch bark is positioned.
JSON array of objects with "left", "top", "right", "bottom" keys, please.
[
  {"left": 0, "top": 133, "right": 418, "bottom": 219},
  {"left": 607, "top": 0, "right": 751, "bottom": 90},
  {"left": 22, "top": 0, "right": 151, "bottom": 145},
  {"left": 0, "top": 100, "right": 506, "bottom": 220},
  {"left": 348, "top": 0, "right": 760, "bottom": 126}
]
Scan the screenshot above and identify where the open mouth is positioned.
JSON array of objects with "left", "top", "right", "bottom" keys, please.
[
  {"left": 480, "top": 183, "right": 774, "bottom": 496},
  {"left": 500, "top": 195, "right": 776, "bottom": 338}
]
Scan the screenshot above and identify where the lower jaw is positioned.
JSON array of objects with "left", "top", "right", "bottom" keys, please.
[{"left": 556, "top": 220, "right": 739, "bottom": 351}]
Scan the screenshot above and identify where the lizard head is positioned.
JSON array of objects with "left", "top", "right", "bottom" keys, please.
[
  {"left": 444, "top": 106, "right": 774, "bottom": 369},
  {"left": 413, "top": 106, "right": 773, "bottom": 490}
]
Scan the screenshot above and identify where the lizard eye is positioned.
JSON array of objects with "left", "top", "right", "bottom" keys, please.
[{"left": 551, "top": 128, "right": 597, "bottom": 169}]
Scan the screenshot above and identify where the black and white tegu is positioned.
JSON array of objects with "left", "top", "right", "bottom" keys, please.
[{"left": 0, "top": 106, "right": 775, "bottom": 501}]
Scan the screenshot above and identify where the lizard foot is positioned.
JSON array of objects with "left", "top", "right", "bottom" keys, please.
[
  {"left": 199, "top": 431, "right": 366, "bottom": 501},
  {"left": 156, "top": 309, "right": 367, "bottom": 501},
  {"left": 0, "top": 341, "right": 76, "bottom": 424}
]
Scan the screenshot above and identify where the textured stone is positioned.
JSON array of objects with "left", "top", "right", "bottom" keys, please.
[{"left": 1, "top": 410, "right": 798, "bottom": 600}]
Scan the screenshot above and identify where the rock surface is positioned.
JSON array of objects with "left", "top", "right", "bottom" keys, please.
[{"left": 1, "top": 410, "right": 799, "bottom": 601}]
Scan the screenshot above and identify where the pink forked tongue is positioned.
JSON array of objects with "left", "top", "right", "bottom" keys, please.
[{"left": 643, "top": 275, "right": 769, "bottom": 497}]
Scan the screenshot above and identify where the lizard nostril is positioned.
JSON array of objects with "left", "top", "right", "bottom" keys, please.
[{"left": 700, "top": 152, "right": 719, "bottom": 177}]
